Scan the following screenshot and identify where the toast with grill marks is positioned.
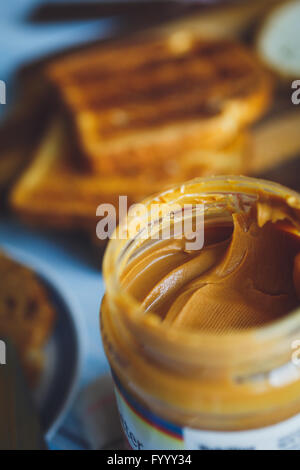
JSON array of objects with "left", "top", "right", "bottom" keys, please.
[{"left": 43, "top": 33, "right": 271, "bottom": 174}]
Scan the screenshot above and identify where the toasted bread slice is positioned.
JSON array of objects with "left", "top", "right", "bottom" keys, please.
[
  {"left": 43, "top": 33, "right": 271, "bottom": 174},
  {"left": 0, "top": 252, "right": 55, "bottom": 385},
  {"left": 10, "top": 119, "right": 251, "bottom": 232}
]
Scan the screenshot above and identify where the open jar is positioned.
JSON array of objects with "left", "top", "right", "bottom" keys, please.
[{"left": 101, "top": 176, "right": 300, "bottom": 450}]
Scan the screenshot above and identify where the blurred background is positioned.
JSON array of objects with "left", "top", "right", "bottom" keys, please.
[{"left": 0, "top": 0, "right": 299, "bottom": 450}]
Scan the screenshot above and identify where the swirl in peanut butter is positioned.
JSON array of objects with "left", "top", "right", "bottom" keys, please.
[{"left": 122, "top": 201, "right": 300, "bottom": 333}]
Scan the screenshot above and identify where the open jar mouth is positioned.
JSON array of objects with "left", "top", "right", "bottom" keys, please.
[{"left": 103, "top": 175, "right": 300, "bottom": 374}]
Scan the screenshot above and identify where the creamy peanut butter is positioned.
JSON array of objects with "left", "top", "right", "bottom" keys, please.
[{"left": 122, "top": 199, "right": 300, "bottom": 333}]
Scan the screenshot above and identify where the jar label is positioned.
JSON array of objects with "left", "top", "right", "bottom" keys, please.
[
  {"left": 113, "top": 373, "right": 300, "bottom": 450},
  {"left": 113, "top": 373, "right": 184, "bottom": 450}
]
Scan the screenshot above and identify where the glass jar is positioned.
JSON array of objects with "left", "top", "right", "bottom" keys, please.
[{"left": 101, "top": 175, "right": 300, "bottom": 450}]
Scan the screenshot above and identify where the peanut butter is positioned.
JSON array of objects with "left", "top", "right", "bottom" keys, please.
[{"left": 122, "top": 199, "right": 300, "bottom": 333}]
